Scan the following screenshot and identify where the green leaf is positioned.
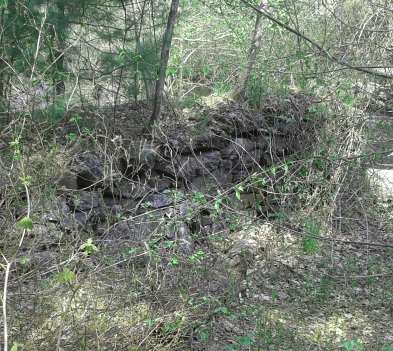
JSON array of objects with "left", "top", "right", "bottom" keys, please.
[
  {"left": 9, "top": 139, "right": 19, "bottom": 147},
  {"left": 65, "top": 133, "right": 77, "bottom": 140},
  {"left": 214, "top": 306, "right": 228, "bottom": 314},
  {"left": 235, "top": 332, "right": 254, "bottom": 346},
  {"left": 189, "top": 254, "right": 198, "bottom": 262},
  {"left": 10, "top": 342, "right": 24, "bottom": 351},
  {"left": 80, "top": 238, "right": 92, "bottom": 248},
  {"left": 128, "top": 246, "right": 141, "bottom": 254},
  {"left": 55, "top": 267, "right": 75, "bottom": 283},
  {"left": 165, "top": 66, "right": 176, "bottom": 75},
  {"left": 271, "top": 289, "right": 279, "bottom": 300},
  {"left": 20, "top": 257, "right": 30, "bottom": 265},
  {"left": 19, "top": 176, "right": 32, "bottom": 186},
  {"left": 70, "top": 113, "right": 82, "bottom": 123},
  {"left": 199, "top": 332, "right": 208, "bottom": 341},
  {"left": 143, "top": 318, "right": 154, "bottom": 327},
  {"left": 235, "top": 185, "right": 243, "bottom": 200},
  {"left": 79, "top": 238, "right": 98, "bottom": 254},
  {"left": 18, "top": 217, "right": 33, "bottom": 230},
  {"left": 163, "top": 323, "right": 175, "bottom": 333},
  {"left": 164, "top": 240, "right": 176, "bottom": 247},
  {"left": 339, "top": 340, "right": 353, "bottom": 351}
]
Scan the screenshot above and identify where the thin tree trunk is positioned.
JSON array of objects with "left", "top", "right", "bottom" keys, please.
[
  {"left": 54, "top": 48, "right": 65, "bottom": 95},
  {"left": 132, "top": 0, "right": 150, "bottom": 101},
  {"left": 131, "top": 0, "right": 141, "bottom": 102},
  {"left": 0, "top": 8, "right": 8, "bottom": 102},
  {"left": 145, "top": 0, "right": 179, "bottom": 132},
  {"left": 229, "top": 0, "right": 264, "bottom": 100},
  {"left": 53, "top": 1, "right": 66, "bottom": 95}
]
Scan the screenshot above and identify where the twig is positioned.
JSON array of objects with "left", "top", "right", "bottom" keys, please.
[
  {"left": 285, "top": 220, "right": 393, "bottom": 248},
  {"left": 2, "top": 260, "right": 11, "bottom": 351},
  {"left": 331, "top": 273, "right": 393, "bottom": 279}
]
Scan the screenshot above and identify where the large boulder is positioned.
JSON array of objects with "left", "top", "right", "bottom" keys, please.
[
  {"left": 68, "top": 191, "right": 100, "bottom": 211},
  {"left": 191, "top": 134, "right": 230, "bottom": 152},
  {"left": 155, "top": 151, "right": 222, "bottom": 180},
  {"left": 75, "top": 153, "right": 104, "bottom": 188},
  {"left": 120, "top": 148, "right": 157, "bottom": 176}
]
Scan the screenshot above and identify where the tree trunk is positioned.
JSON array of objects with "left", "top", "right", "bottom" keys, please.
[
  {"left": 54, "top": 48, "right": 66, "bottom": 95},
  {"left": 131, "top": 0, "right": 151, "bottom": 101},
  {"left": 229, "top": 0, "right": 264, "bottom": 100},
  {"left": 145, "top": 0, "right": 179, "bottom": 132},
  {"left": 53, "top": 1, "right": 66, "bottom": 96}
]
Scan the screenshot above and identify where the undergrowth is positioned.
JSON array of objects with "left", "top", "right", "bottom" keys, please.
[{"left": 1, "top": 95, "right": 392, "bottom": 351}]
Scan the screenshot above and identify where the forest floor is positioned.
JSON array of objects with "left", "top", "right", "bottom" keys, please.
[{"left": 1, "top": 98, "right": 393, "bottom": 351}]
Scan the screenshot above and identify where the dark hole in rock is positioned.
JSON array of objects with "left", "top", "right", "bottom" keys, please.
[{"left": 200, "top": 209, "right": 210, "bottom": 217}]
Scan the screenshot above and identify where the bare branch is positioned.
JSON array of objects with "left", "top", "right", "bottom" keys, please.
[{"left": 240, "top": 0, "right": 393, "bottom": 79}]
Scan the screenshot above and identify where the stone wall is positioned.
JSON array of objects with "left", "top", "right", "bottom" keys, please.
[{"left": 25, "top": 101, "right": 317, "bottom": 261}]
